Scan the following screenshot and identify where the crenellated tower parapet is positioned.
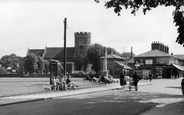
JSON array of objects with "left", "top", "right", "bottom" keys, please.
[{"left": 74, "top": 32, "right": 91, "bottom": 47}]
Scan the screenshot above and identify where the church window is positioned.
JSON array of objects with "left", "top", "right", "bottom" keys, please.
[{"left": 79, "top": 39, "right": 84, "bottom": 45}]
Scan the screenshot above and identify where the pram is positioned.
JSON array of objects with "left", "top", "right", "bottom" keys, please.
[{"left": 128, "top": 78, "right": 134, "bottom": 91}]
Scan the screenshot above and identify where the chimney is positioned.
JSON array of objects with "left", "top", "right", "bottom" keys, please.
[
  {"left": 164, "top": 45, "right": 166, "bottom": 53},
  {"left": 131, "top": 47, "right": 133, "bottom": 59},
  {"left": 151, "top": 41, "right": 169, "bottom": 53},
  {"left": 151, "top": 41, "right": 158, "bottom": 50},
  {"left": 162, "top": 43, "right": 164, "bottom": 52},
  {"left": 160, "top": 43, "right": 163, "bottom": 52},
  {"left": 158, "top": 42, "right": 161, "bottom": 51},
  {"left": 167, "top": 46, "right": 169, "bottom": 54}
]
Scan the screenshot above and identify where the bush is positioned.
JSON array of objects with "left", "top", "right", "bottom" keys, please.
[{"left": 0, "top": 66, "right": 6, "bottom": 74}]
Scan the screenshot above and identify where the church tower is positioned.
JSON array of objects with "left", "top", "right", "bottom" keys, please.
[
  {"left": 74, "top": 32, "right": 91, "bottom": 70},
  {"left": 74, "top": 32, "right": 91, "bottom": 57}
]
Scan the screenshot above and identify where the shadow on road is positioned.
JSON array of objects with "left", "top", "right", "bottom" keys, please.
[{"left": 165, "top": 86, "right": 181, "bottom": 89}]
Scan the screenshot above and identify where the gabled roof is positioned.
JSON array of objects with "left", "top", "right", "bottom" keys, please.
[
  {"left": 127, "top": 58, "right": 134, "bottom": 63},
  {"left": 114, "top": 61, "right": 132, "bottom": 69},
  {"left": 101, "top": 54, "right": 126, "bottom": 60},
  {"left": 171, "top": 63, "right": 184, "bottom": 71},
  {"left": 44, "top": 47, "right": 75, "bottom": 59},
  {"left": 135, "top": 49, "right": 172, "bottom": 58},
  {"left": 28, "top": 49, "right": 45, "bottom": 57},
  {"left": 174, "top": 54, "right": 184, "bottom": 60}
]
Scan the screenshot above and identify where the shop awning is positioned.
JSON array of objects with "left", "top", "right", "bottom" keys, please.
[
  {"left": 114, "top": 61, "right": 132, "bottom": 70},
  {"left": 171, "top": 64, "right": 184, "bottom": 71}
]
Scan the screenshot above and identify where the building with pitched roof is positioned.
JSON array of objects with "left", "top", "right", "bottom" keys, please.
[
  {"left": 174, "top": 54, "right": 184, "bottom": 62},
  {"left": 100, "top": 53, "right": 132, "bottom": 77},
  {"left": 134, "top": 42, "right": 184, "bottom": 79},
  {"left": 27, "top": 32, "right": 91, "bottom": 73}
]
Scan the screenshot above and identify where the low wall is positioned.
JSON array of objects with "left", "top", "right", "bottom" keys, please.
[
  {"left": 0, "top": 73, "right": 50, "bottom": 78},
  {"left": 0, "top": 74, "right": 20, "bottom": 77},
  {"left": 26, "top": 73, "right": 50, "bottom": 77}
]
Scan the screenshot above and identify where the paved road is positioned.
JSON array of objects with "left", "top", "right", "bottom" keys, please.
[
  {"left": 138, "top": 78, "right": 184, "bottom": 115},
  {"left": 138, "top": 78, "right": 184, "bottom": 106},
  {"left": 0, "top": 90, "right": 157, "bottom": 115},
  {"left": 139, "top": 78, "right": 182, "bottom": 95}
]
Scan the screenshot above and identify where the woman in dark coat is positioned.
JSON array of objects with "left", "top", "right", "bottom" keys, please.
[
  {"left": 181, "top": 78, "right": 184, "bottom": 96},
  {"left": 133, "top": 71, "right": 140, "bottom": 91},
  {"left": 120, "top": 69, "right": 126, "bottom": 89},
  {"left": 149, "top": 71, "right": 152, "bottom": 82}
]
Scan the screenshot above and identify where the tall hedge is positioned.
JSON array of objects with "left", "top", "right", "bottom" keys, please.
[{"left": 24, "top": 53, "right": 38, "bottom": 73}]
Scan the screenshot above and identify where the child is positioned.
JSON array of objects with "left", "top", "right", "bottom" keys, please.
[{"left": 51, "top": 76, "right": 57, "bottom": 90}]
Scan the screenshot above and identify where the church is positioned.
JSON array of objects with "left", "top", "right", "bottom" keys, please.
[{"left": 27, "top": 32, "right": 91, "bottom": 73}]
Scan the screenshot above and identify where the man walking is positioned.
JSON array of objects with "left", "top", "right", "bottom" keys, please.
[
  {"left": 133, "top": 71, "right": 140, "bottom": 91},
  {"left": 149, "top": 71, "right": 152, "bottom": 82}
]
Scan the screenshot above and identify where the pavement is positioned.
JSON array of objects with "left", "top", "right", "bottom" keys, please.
[{"left": 0, "top": 78, "right": 184, "bottom": 115}]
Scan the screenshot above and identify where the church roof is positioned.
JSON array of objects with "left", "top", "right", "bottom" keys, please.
[
  {"left": 28, "top": 49, "right": 45, "bottom": 57},
  {"left": 134, "top": 49, "right": 172, "bottom": 58},
  {"left": 44, "top": 47, "right": 75, "bottom": 59},
  {"left": 27, "top": 47, "right": 75, "bottom": 59}
]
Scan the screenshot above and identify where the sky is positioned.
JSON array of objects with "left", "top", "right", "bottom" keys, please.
[{"left": 0, "top": 0, "right": 183, "bottom": 58}]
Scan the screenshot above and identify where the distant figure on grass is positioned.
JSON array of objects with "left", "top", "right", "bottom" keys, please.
[
  {"left": 133, "top": 71, "right": 140, "bottom": 91},
  {"left": 91, "top": 76, "right": 98, "bottom": 82},
  {"left": 99, "top": 75, "right": 107, "bottom": 84},
  {"left": 119, "top": 69, "right": 126, "bottom": 89},
  {"left": 81, "top": 72, "right": 88, "bottom": 81},
  {"left": 66, "top": 75, "right": 79, "bottom": 89},
  {"left": 149, "top": 71, "right": 152, "bottom": 82}
]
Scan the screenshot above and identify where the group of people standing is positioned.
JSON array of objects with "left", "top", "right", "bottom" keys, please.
[{"left": 119, "top": 69, "right": 140, "bottom": 91}]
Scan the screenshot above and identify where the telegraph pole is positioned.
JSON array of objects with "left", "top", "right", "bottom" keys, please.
[{"left": 64, "top": 18, "right": 67, "bottom": 77}]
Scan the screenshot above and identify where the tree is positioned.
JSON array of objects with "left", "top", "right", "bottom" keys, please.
[
  {"left": 86, "top": 43, "right": 105, "bottom": 73},
  {"left": 74, "top": 56, "right": 87, "bottom": 71},
  {"left": 0, "top": 54, "right": 23, "bottom": 72},
  {"left": 24, "top": 53, "right": 38, "bottom": 73},
  {"left": 57, "top": 62, "right": 63, "bottom": 75},
  {"left": 106, "top": 47, "right": 121, "bottom": 56},
  {"left": 86, "top": 43, "right": 122, "bottom": 73},
  {"left": 0, "top": 55, "right": 13, "bottom": 69},
  {"left": 0, "top": 66, "right": 6, "bottom": 74},
  {"left": 18, "top": 57, "right": 26, "bottom": 75},
  {"left": 37, "top": 56, "right": 45, "bottom": 73},
  {"left": 44, "top": 60, "right": 50, "bottom": 73},
  {"left": 95, "top": 0, "right": 184, "bottom": 45}
]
